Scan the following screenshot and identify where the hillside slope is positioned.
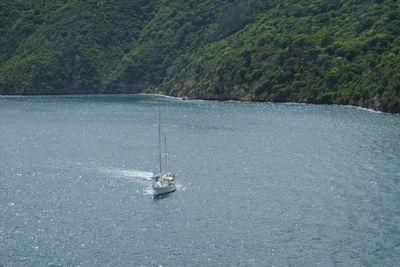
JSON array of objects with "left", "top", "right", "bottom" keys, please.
[
  {"left": 166, "top": 0, "right": 400, "bottom": 113},
  {"left": 0, "top": 0, "right": 399, "bottom": 113},
  {"left": 0, "top": 0, "right": 158, "bottom": 94}
]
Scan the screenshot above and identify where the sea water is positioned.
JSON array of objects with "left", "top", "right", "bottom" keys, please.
[{"left": 0, "top": 95, "right": 399, "bottom": 266}]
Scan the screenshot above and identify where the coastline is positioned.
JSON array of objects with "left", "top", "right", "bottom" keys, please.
[
  {"left": 138, "top": 93, "right": 399, "bottom": 116},
  {"left": 0, "top": 92, "right": 398, "bottom": 116}
]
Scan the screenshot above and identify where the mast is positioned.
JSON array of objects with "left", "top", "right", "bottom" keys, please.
[
  {"left": 158, "top": 107, "right": 162, "bottom": 173},
  {"left": 164, "top": 129, "right": 168, "bottom": 172}
]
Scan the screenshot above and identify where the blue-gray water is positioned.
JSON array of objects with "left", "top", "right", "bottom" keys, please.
[{"left": 1, "top": 95, "right": 400, "bottom": 266}]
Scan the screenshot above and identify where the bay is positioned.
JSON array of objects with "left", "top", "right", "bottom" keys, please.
[{"left": 0, "top": 95, "right": 399, "bottom": 266}]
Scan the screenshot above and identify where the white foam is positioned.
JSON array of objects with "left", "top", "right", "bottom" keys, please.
[
  {"left": 118, "top": 170, "right": 154, "bottom": 180},
  {"left": 352, "top": 106, "right": 383, "bottom": 114},
  {"left": 143, "top": 188, "right": 154, "bottom": 196},
  {"left": 137, "top": 93, "right": 183, "bottom": 100},
  {"left": 333, "top": 104, "right": 398, "bottom": 115},
  {"left": 176, "top": 184, "right": 185, "bottom": 191},
  {"left": 97, "top": 167, "right": 154, "bottom": 181}
]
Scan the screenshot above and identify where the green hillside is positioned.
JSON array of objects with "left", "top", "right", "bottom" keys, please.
[{"left": 1, "top": 0, "right": 399, "bottom": 113}]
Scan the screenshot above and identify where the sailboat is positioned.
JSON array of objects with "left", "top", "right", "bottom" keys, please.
[{"left": 152, "top": 108, "right": 177, "bottom": 197}]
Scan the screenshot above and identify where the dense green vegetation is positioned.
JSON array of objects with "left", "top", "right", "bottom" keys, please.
[{"left": 1, "top": 0, "right": 399, "bottom": 113}]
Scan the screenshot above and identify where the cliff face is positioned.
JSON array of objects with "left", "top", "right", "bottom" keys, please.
[{"left": 1, "top": 0, "right": 399, "bottom": 113}]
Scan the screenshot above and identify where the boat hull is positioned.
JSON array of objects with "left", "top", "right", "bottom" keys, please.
[{"left": 153, "top": 185, "right": 177, "bottom": 196}]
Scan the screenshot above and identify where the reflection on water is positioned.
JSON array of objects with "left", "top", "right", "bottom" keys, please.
[{"left": 1, "top": 95, "right": 400, "bottom": 266}]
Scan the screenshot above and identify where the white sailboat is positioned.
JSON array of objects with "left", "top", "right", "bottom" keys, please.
[{"left": 152, "top": 108, "right": 176, "bottom": 197}]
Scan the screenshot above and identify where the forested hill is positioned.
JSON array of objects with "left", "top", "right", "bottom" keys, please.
[{"left": 1, "top": 0, "right": 399, "bottom": 113}]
